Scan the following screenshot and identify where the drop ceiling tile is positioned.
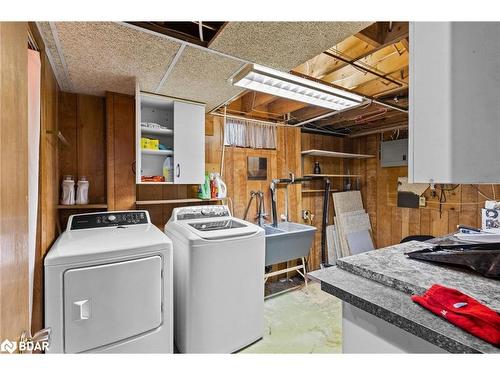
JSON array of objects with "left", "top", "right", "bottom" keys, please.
[
  {"left": 53, "top": 22, "right": 182, "bottom": 96},
  {"left": 158, "top": 45, "right": 246, "bottom": 112},
  {"left": 209, "top": 22, "right": 373, "bottom": 71}
]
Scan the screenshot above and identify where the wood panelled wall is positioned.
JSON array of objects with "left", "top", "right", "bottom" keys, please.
[
  {"left": 57, "top": 93, "right": 106, "bottom": 227},
  {"left": 59, "top": 92, "right": 106, "bottom": 203},
  {"left": 347, "top": 134, "right": 500, "bottom": 248},
  {"left": 207, "top": 116, "right": 306, "bottom": 276},
  {"left": 106, "top": 92, "right": 136, "bottom": 211},
  {"left": 31, "top": 22, "right": 60, "bottom": 334},
  {"left": 0, "top": 21, "right": 29, "bottom": 344},
  {"left": 301, "top": 133, "right": 345, "bottom": 270}
]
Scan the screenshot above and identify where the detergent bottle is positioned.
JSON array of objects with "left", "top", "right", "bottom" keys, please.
[
  {"left": 213, "top": 173, "right": 227, "bottom": 199},
  {"left": 197, "top": 174, "right": 211, "bottom": 200}
]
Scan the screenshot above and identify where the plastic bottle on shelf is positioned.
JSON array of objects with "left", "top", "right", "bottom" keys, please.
[
  {"left": 163, "top": 156, "right": 174, "bottom": 182},
  {"left": 213, "top": 173, "right": 227, "bottom": 199},
  {"left": 209, "top": 173, "right": 218, "bottom": 199},
  {"left": 75, "top": 176, "right": 89, "bottom": 205},
  {"left": 60, "top": 175, "right": 75, "bottom": 205},
  {"left": 313, "top": 162, "right": 321, "bottom": 174}
]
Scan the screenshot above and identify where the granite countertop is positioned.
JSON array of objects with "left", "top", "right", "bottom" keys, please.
[{"left": 309, "top": 240, "right": 500, "bottom": 353}]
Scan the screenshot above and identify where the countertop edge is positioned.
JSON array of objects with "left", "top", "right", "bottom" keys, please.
[{"left": 310, "top": 267, "right": 499, "bottom": 354}]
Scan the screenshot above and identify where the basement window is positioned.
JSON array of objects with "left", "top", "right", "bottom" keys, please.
[{"left": 224, "top": 118, "right": 277, "bottom": 149}]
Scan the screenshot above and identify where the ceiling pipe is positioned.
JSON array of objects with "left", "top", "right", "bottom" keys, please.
[
  {"left": 354, "top": 108, "right": 388, "bottom": 124},
  {"left": 192, "top": 21, "right": 217, "bottom": 31},
  {"left": 372, "top": 98, "right": 408, "bottom": 113},
  {"left": 198, "top": 22, "right": 204, "bottom": 42},
  {"left": 347, "top": 123, "right": 407, "bottom": 138},
  {"left": 322, "top": 51, "right": 404, "bottom": 87},
  {"left": 291, "top": 100, "right": 371, "bottom": 127},
  {"left": 211, "top": 111, "right": 284, "bottom": 127},
  {"left": 301, "top": 126, "right": 347, "bottom": 137}
]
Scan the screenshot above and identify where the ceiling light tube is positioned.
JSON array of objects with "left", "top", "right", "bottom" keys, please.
[{"left": 231, "top": 64, "right": 364, "bottom": 111}]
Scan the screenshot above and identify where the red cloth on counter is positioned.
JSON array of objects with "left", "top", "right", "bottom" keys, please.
[{"left": 411, "top": 284, "right": 500, "bottom": 346}]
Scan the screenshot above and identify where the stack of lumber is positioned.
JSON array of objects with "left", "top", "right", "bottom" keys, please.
[{"left": 327, "top": 191, "right": 374, "bottom": 264}]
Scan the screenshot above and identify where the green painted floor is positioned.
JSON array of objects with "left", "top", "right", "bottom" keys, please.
[{"left": 240, "top": 281, "right": 342, "bottom": 353}]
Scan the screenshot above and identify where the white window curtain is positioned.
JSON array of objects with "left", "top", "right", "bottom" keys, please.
[{"left": 224, "top": 118, "right": 277, "bottom": 149}]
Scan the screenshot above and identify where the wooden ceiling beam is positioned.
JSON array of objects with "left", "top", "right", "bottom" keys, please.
[
  {"left": 400, "top": 37, "right": 409, "bottom": 53},
  {"left": 240, "top": 92, "right": 277, "bottom": 113},
  {"left": 266, "top": 98, "right": 309, "bottom": 116},
  {"left": 290, "top": 106, "right": 332, "bottom": 121},
  {"left": 293, "top": 22, "right": 408, "bottom": 81},
  {"left": 293, "top": 35, "right": 376, "bottom": 78},
  {"left": 353, "top": 66, "right": 409, "bottom": 97},
  {"left": 356, "top": 22, "right": 408, "bottom": 48}
]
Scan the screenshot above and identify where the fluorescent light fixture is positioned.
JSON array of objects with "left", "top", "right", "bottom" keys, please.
[{"left": 231, "top": 64, "right": 364, "bottom": 111}]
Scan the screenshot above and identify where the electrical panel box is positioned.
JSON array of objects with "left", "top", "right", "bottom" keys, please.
[{"left": 381, "top": 138, "right": 408, "bottom": 167}]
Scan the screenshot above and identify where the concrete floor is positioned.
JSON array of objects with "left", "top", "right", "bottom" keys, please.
[{"left": 240, "top": 281, "right": 342, "bottom": 353}]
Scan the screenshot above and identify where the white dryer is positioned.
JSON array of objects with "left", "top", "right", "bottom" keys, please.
[
  {"left": 44, "top": 210, "right": 173, "bottom": 353},
  {"left": 165, "top": 205, "right": 265, "bottom": 353}
]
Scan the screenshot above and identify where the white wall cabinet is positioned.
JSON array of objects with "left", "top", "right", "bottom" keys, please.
[
  {"left": 409, "top": 22, "right": 500, "bottom": 184},
  {"left": 136, "top": 91, "right": 205, "bottom": 184}
]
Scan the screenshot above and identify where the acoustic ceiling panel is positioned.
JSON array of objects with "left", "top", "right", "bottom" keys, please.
[
  {"left": 209, "top": 22, "right": 373, "bottom": 71},
  {"left": 158, "top": 45, "right": 246, "bottom": 112},
  {"left": 42, "top": 22, "right": 182, "bottom": 96}
]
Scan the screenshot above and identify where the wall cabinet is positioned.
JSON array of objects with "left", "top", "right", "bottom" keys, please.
[
  {"left": 136, "top": 91, "right": 205, "bottom": 184},
  {"left": 409, "top": 22, "right": 500, "bottom": 184}
]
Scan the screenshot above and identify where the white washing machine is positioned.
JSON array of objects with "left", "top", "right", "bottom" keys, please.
[
  {"left": 165, "top": 205, "right": 265, "bottom": 353},
  {"left": 44, "top": 210, "right": 173, "bottom": 353}
]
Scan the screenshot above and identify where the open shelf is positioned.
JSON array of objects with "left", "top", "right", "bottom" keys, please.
[
  {"left": 141, "top": 126, "right": 173, "bottom": 136},
  {"left": 303, "top": 174, "right": 361, "bottom": 178},
  {"left": 301, "top": 149, "right": 375, "bottom": 159},
  {"left": 141, "top": 149, "right": 173, "bottom": 156},
  {"left": 136, "top": 198, "right": 223, "bottom": 205},
  {"left": 57, "top": 204, "right": 108, "bottom": 210}
]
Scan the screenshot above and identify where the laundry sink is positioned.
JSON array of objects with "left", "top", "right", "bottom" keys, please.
[{"left": 263, "top": 222, "right": 317, "bottom": 266}]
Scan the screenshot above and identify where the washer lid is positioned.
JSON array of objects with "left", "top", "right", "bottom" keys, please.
[
  {"left": 45, "top": 224, "right": 172, "bottom": 266},
  {"left": 179, "top": 217, "right": 260, "bottom": 240}
]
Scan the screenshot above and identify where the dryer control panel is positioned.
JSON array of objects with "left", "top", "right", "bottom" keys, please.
[
  {"left": 69, "top": 211, "right": 149, "bottom": 230},
  {"left": 174, "top": 205, "right": 230, "bottom": 221}
]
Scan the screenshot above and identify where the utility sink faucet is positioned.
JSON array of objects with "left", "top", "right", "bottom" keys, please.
[{"left": 243, "top": 190, "right": 268, "bottom": 227}]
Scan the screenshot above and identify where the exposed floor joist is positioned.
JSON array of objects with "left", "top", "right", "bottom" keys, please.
[{"left": 223, "top": 22, "right": 410, "bottom": 135}]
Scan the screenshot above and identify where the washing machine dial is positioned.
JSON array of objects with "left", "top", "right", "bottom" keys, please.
[{"left": 107, "top": 214, "right": 117, "bottom": 222}]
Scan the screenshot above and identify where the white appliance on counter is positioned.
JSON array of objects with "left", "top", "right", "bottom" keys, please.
[
  {"left": 45, "top": 211, "right": 173, "bottom": 353},
  {"left": 165, "top": 205, "right": 265, "bottom": 353}
]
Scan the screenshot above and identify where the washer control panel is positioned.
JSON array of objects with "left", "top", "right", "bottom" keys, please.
[
  {"left": 69, "top": 211, "right": 149, "bottom": 230},
  {"left": 175, "top": 205, "right": 230, "bottom": 221}
]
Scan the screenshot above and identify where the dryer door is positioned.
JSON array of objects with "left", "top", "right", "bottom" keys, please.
[{"left": 63, "top": 256, "right": 162, "bottom": 353}]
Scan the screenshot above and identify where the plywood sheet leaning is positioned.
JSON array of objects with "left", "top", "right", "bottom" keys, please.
[
  {"left": 332, "top": 190, "right": 364, "bottom": 215},
  {"left": 346, "top": 230, "right": 375, "bottom": 255},
  {"left": 332, "top": 190, "right": 374, "bottom": 258},
  {"left": 332, "top": 191, "right": 363, "bottom": 257},
  {"left": 326, "top": 225, "right": 336, "bottom": 266}
]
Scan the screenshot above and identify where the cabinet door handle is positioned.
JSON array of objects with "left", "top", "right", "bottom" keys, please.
[{"left": 176, "top": 164, "right": 180, "bottom": 178}]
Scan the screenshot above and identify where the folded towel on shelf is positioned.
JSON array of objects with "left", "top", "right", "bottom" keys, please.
[
  {"left": 141, "top": 122, "right": 168, "bottom": 130},
  {"left": 412, "top": 284, "right": 500, "bottom": 346}
]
